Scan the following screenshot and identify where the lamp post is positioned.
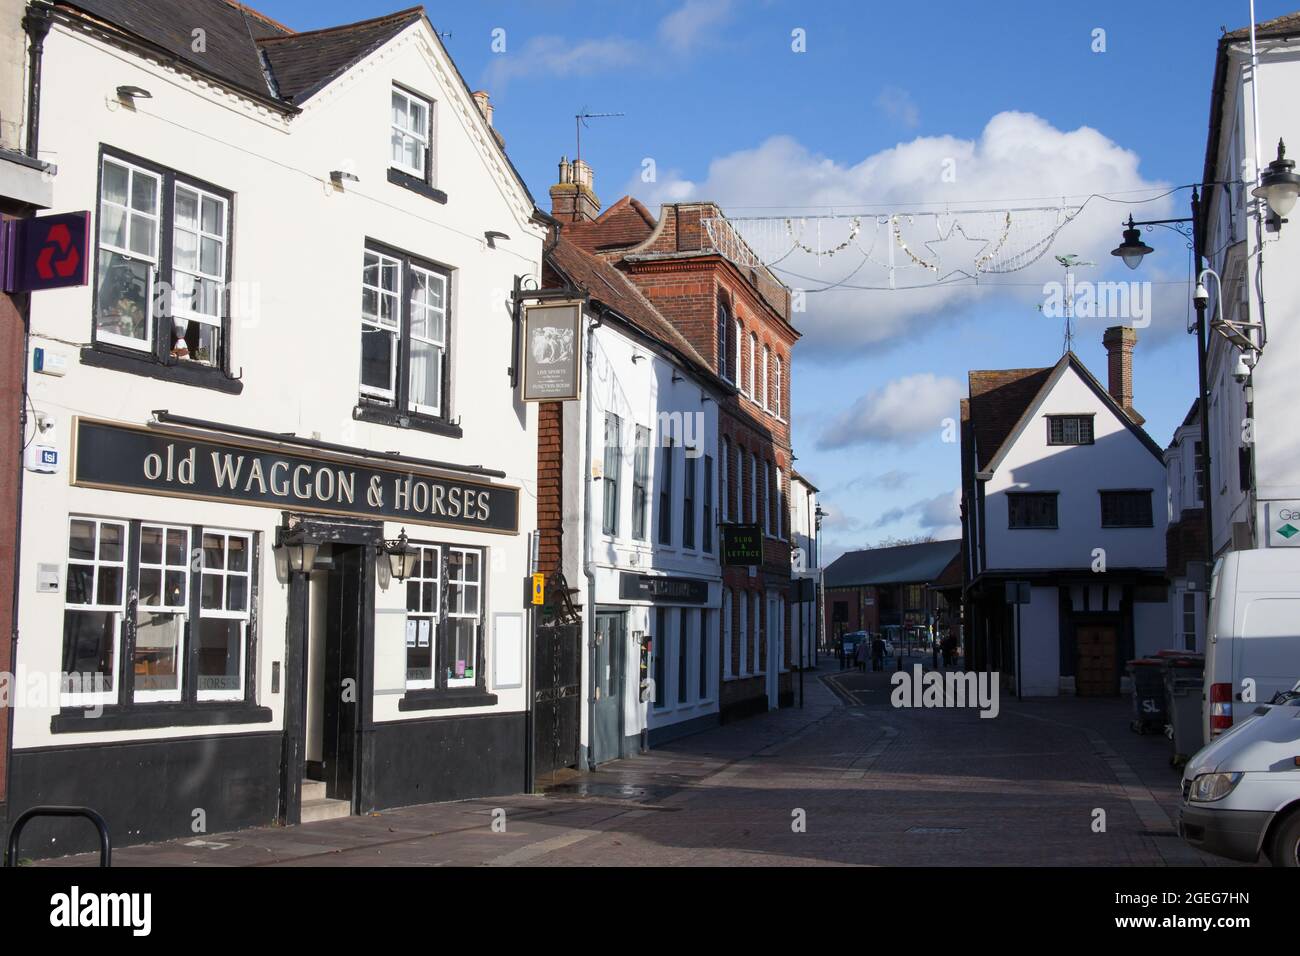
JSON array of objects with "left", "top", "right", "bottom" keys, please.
[
  {"left": 1109, "top": 195, "right": 1214, "bottom": 579},
  {"left": 1252, "top": 138, "right": 1300, "bottom": 230}
]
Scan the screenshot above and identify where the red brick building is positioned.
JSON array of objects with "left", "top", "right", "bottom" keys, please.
[{"left": 550, "top": 158, "right": 798, "bottom": 718}]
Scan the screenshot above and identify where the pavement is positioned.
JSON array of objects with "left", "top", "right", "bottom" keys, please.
[{"left": 36, "top": 655, "right": 1245, "bottom": 867}]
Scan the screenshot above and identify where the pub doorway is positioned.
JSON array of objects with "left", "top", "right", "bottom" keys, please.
[
  {"left": 281, "top": 515, "right": 380, "bottom": 826},
  {"left": 304, "top": 544, "right": 366, "bottom": 819}
]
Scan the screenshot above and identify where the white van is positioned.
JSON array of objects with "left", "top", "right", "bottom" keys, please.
[{"left": 1203, "top": 549, "right": 1300, "bottom": 744}]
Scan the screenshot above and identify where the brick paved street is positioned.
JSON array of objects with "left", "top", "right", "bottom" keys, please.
[{"left": 37, "top": 659, "right": 1244, "bottom": 867}]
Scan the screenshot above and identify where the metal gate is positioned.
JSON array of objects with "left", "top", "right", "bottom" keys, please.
[{"left": 533, "top": 622, "right": 581, "bottom": 782}]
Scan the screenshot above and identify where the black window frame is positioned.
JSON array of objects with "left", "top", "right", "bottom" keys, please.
[
  {"left": 354, "top": 238, "right": 460, "bottom": 438},
  {"left": 1046, "top": 414, "right": 1095, "bottom": 446},
  {"left": 717, "top": 303, "right": 730, "bottom": 381},
  {"left": 387, "top": 81, "right": 446, "bottom": 204},
  {"left": 678, "top": 607, "right": 689, "bottom": 704},
  {"left": 1007, "top": 491, "right": 1059, "bottom": 529},
  {"left": 632, "top": 425, "right": 650, "bottom": 540},
  {"left": 658, "top": 436, "right": 674, "bottom": 546},
  {"left": 53, "top": 516, "right": 268, "bottom": 732},
  {"left": 87, "top": 145, "right": 241, "bottom": 394},
  {"left": 397, "top": 540, "right": 497, "bottom": 710},
  {"left": 653, "top": 607, "right": 666, "bottom": 708},
  {"left": 1099, "top": 489, "right": 1154, "bottom": 528},
  {"left": 602, "top": 412, "right": 622, "bottom": 537},
  {"left": 683, "top": 452, "right": 697, "bottom": 549},
  {"left": 702, "top": 455, "right": 714, "bottom": 553}
]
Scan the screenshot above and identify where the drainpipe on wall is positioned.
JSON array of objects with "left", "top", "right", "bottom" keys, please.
[
  {"left": 582, "top": 308, "right": 603, "bottom": 770},
  {"left": 22, "top": 4, "right": 52, "bottom": 160}
]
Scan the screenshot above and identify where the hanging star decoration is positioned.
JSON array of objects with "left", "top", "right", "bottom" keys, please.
[{"left": 923, "top": 220, "right": 992, "bottom": 281}]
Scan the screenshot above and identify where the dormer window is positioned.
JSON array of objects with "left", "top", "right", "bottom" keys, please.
[
  {"left": 1047, "top": 414, "right": 1094, "bottom": 445},
  {"left": 391, "top": 85, "right": 432, "bottom": 182}
]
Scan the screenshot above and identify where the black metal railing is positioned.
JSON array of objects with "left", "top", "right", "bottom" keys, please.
[{"left": 4, "top": 806, "right": 111, "bottom": 867}]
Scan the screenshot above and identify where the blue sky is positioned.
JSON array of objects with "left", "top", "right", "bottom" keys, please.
[{"left": 262, "top": 0, "right": 1294, "bottom": 559}]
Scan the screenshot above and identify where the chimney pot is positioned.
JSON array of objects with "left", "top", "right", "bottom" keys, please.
[
  {"left": 472, "top": 90, "right": 493, "bottom": 127},
  {"left": 549, "top": 155, "right": 601, "bottom": 223}
]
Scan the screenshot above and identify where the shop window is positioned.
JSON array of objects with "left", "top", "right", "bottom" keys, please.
[
  {"left": 678, "top": 608, "right": 689, "bottom": 704},
  {"left": 198, "top": 531, "right": 252, "bottom": 701},
  {"left": 700, "top": 609, "right": 711, "bottom": 700},
  {"left": 60, "top": 517, "right": 258, "bottom": 715},
  {"left": 93, "top": 149, "right": 236, "bottom": 380},
  {"left": 403, "top": 542, "right": 484, "bottom": 692},
  {"left": 134, "top": 523, "right": 189, "bottom": 703},
  {"left": 62, "top": 518, "right": 127, "bottom": 706},
  {"left": 653, "top": 607, "right": 666, "bottom": 708},
  {"left": 723, "top": 590, "right": 733, "bottom": 679},
  {"left": 358, "top": 243, "right": 452, "bottom": 431}
]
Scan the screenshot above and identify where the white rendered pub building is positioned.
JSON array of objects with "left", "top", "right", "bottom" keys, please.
[{"left": 7, "top": 1, "right": 545, "bottom": 855}]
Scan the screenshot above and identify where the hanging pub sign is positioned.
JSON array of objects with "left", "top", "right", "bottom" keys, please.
[
  {"left": 618, "top": 572, "right": 709, "bottom": 605},
  {"left": 70, "top": 418, "right": 520, "bottom": 534},
  {"left": 721, "top": 523, "right": 762, "bottom": 566},
  {"left": 521, "top": 300, "right": 582, "bottom": 401}
]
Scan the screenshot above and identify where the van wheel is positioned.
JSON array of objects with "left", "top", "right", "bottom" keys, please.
[{"left": 1268, "top": 810, "right": 1300, "bottom": 867}]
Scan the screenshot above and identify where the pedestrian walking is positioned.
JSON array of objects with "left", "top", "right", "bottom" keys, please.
[
  {"left": 855, "top": 639, "right": 867, "bottom": 673},
  {"left": 871, "top": 633, "right": 884, "bottom": 672}
]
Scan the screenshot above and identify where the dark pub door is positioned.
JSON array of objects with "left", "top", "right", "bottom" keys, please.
[{"left": 316, "top": 543, "right": 365, "bottom": 804}]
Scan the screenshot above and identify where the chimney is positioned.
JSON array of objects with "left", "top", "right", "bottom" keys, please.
[
  {"left": 1102, "top": 326, "right": 1142, "bottom": 422},
  {"left": 549, "top": 155, "right": 601, "bottom": 223},
  {"left": 472, "top": 90, "right": 493, "bottom": 127}
]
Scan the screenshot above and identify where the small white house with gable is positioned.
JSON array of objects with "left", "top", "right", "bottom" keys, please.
[{"left": 960, "top": 327, "right": 1171, "bottom": 697}]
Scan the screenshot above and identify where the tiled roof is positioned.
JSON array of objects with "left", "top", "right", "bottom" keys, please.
[
  {"left": 825, "top": 539, "right": 961, "bottom": 589},
  {"left": 57, "top": 0, "right": 293, "bottom": 99},
  {"left": 258, "top": 7, "right": 424, "bottom": 103},
  {"left": 57, "top": 2, "right": 424, "bottom": 107},
  {"left": 562, "top": 196, "right": 657, "bottom": 254},
  {"left": 547, "top": 235, "right": 718, "bottom": 384},
  {"left": 966, "top": 366, "right": 1053, "bottom": 471},
  {"left": 1224, "top": 10, "right": 1300, "bottom": 40}
]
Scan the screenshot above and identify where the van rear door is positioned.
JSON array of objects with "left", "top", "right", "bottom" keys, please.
[{"left": 1236, "top": 598, "right": 1300, "bottom": 714}]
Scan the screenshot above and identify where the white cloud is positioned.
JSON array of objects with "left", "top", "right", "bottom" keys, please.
[
  {"left": 818, "top": 373, "right": 962, "bottom": 449},
  {"left": 658, "top": 0, "right": 733, "bottom": 54},
  {"left": 629, "top": 112, "right": 1179, "bottom": 358},
  {"left": 869, "top": 489, "right": 960, "bottom": 536},
  {"left": 876, "top": 86, "right": 919, "bottom": 129},
  {"left": 483, "top": 35, "right": 640, "bottom": 89}
]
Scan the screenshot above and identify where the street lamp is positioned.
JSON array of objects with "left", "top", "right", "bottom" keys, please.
[
  {"left": 383, "top": 528, "right": 420, "bottom": 582},
  {"left": 1251, "top": 138, "right": 1300, "bottom": 228},
  {"left": 1110, "top": 215, "right": 1155, "bottom": 269}
]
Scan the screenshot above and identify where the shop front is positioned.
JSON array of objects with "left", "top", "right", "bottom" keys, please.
[
  {"left": 9, "top": 415, "right": 529, "bottom": 855},
  {"left": 587, "top": 568, "right": 720, "bottom": 757}
]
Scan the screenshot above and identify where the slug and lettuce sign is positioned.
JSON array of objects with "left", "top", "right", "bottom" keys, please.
[
  {"left": 71, "top": 419, "right": 519, "bottom": 534},
  {"left": 721, "top": 523, "right": 762, "bottom": 566}
]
